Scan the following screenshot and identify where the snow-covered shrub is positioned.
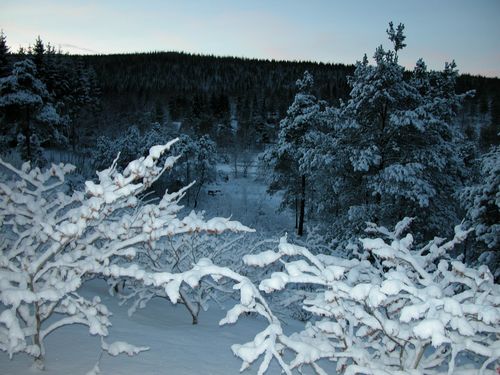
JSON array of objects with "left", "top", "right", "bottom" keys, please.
[
  {"left": 92, "top": 128, "right": 217, "bottom": 207},
  {"left": 115, "top": 230, "right": 255, "bottom": 325},
  {"left": 0, "top": 139, "right": 251, "bottom": 369},
  {"left": 167, "top": 218, "right": 499, "bottom": 374}
]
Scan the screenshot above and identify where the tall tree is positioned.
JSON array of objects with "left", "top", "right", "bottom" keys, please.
[
  {"left": 480, "top": 93, "right": 500, "bottom": 150},
  {"left": 0, "top": 59, "right": 61, "bottom": 163},
  {"left": 460, "top": 145, "right": 500, "bottom": 277},
  {"left": 0, "top": 30, "right": 9, "bottom": 77},
  {"left": 262, "top": 71, "right": 325, "bottom": 235},
  {"left": 32, "top": 36, "right": 45, "bottom": 73},
  {"left": 304, "top": 23, "right": 471, "bottom": 240}
]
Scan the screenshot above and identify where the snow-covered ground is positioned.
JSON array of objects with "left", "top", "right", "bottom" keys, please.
[
  {"left": 196, "top": 158, "right": 295, "bottom": 236},
  {"left": 0, "top": 279, "right": 294, "bottom": 375}
]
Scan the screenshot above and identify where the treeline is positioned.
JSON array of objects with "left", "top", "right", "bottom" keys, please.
[
  {"left": 1, "top": 33, "right": 499, "bottom": 156},
  {"left": 78, "top": 52, "right": 353, "bottom": 146},
  {"left": 84, "top": 51, "right": 500, "bottom": 149},
  {"left": 0, "top": 34, "right": 100, "bottom": 164}
]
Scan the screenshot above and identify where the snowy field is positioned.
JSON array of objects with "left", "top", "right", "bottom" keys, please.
[
  {"left": 0, "top": 279, "right": 308, "bottom": 375},
  {"left": 1, "top": 152, "right": 498, "bottom": 375},
  {"left": 198, "top": 160, "right": 295, "bottom": 235}
]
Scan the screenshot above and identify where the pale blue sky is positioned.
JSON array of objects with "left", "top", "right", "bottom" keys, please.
[{"left": 1, "top": 0, "right": 499, "bottom": 77}]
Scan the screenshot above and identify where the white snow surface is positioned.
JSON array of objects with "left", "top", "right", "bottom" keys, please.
[{"left": 0, "top": 279, "right": 329, "bottom": 375}]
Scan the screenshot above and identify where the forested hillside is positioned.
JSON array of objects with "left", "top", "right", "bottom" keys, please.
[
  {"left": 3, "top": 39, "right": 499, "bottom": 152},
  {"left": 83, "top": 51, "right": 499, "bottom": 149}
]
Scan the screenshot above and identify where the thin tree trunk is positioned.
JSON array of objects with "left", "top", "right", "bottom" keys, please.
[
  {"left": 298, "top": 175, "right": 306, "bottom": 236},
  {"left": 179, "top": 288, "right": 200, "bottom": 325},
  {"left": 29, "top": 277, "right": 44, "bottom": 369},
  {"left": 186, "top": 159, "right": 191, "bottom": 206},
  {"left": 295, "top": 196, "right": 298, "bottom": 229},
  {"left": 33, "top": 304, "right": 44, "bottom": 369},
  {"left": 233, "top": 151, "right": 238, "bottom": 178},
  {"left": 25, "top": 108, "right": 32, "bottom": 161},
  {"left": 71, "top": 114, "right": 77, "bottom": 152}
]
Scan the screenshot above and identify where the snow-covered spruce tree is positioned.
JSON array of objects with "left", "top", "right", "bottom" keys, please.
[
  {"left": 262, "top": 71, "right": 326, "bottom": 235},
  {"left": 0, "top": 140, "right": 251, "bottom": 369},
  {"left": 309, "top": 23, "right": 471, "bottom": 239},
  {"left": 0, "top": 30, "right": 9, "bottom": 78},
  {"left": 460, "top": 145, "right": 500, "bottom": 278},
  {"left": 0, "top": 59, "right": 62, "bottom": 164}
]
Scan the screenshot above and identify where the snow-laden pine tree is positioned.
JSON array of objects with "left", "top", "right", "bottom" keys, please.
[
  {"left": 0, "top": 140, "right": 251, "bottom": 369},
  {"left": 262, "top": 71, "right": 326, "bottom": 235},
  {"left": 0, "top": 59, "right": 62, "bottom": 164},
  {"left": 308, "top": 23, "right": 471, "bottom": 239}
]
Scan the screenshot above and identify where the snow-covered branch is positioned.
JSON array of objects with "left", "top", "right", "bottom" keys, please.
[
  {"left": 167, "top": 219, "right": 499, "bottom": 374},
  {"left": 0, "top": 140, "right": 252, "bottom": 369}
]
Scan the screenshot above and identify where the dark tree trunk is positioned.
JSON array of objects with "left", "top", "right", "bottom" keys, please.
[
  {"left": 193, "top": 166, "right": 206, "bottom": 208},
  {"left": 298, "top": 175, "right": 306, "bottom": 236},
  {"left": 179, "top": 288, "right": 200, "bottom": 325},
  {"left": 295, "top": 196, "right": 298, "bottom": 229},
  {"left": 70, "top": 115, "right": 77, "bottom": 152},
  {"left": 33, "top": 304, "right": 44, "bottom": 369},
  {"left": 186, "top": 159, "right": 191, "bottom": 206},
  {"left": 24, "top": 108, "right": 32, "bottom": 161}
]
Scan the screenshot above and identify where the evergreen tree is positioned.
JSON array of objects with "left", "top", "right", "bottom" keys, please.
[
  {"left": 262, "top": 71, "right": 325, "bottom": 235},
  {"left": 460, "top": 145, "right": 500, "bottom": 278},
  {"left": 0, "top": 59, "right": 61, "bottom": 163},
  {"left": 480, "top": 93, "right": 500, "bottom": 150},
  {"left": 305, "top": 23, "right": 471, "bottom": 240},
  {"left": 0, "top": 30, "right": 9, "bottom": 77},
  {"left": 32, "top": 36, "right": 45, "bottom": 74},
  {"left": 350, "top": 25, "right": 468, "bottom": 235},
  {"left": 63, "top": 58, "right": 100, "bottom": 151}
]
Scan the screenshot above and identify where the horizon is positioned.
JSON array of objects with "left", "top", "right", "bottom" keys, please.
[
  {"left": 1, "top": 0, "right": 500, "bottom": 78},
  {"left": 11, "top": 48, "right": 500, "bottom": 80}
]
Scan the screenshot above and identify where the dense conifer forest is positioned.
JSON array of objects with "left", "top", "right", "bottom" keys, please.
[{"left": 84, "top": 51, "right": 500, "bottom": 149}]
